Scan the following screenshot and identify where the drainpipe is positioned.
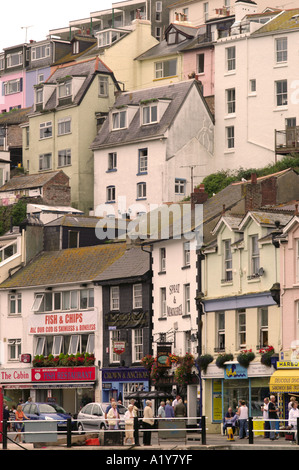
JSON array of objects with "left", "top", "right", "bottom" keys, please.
[{"left": 195, "top": 250, "right": 205, "bottom": 418}]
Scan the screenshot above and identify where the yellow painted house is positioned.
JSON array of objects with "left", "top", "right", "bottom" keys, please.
[{"left": 22, "top": 57, "right": 120, "bottom": 214}]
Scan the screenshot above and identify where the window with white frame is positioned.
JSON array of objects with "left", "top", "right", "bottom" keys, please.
[
  {"left": 107, "top": 185, "right": 116, "bottom": 202},
  {"left": 110, "top": 286, "right": 120, "bottom": 310},
  {"left": 58, "top": 117, "right": 71, "bottom": 135},
  {"left": 138, "top": 148, "right": 148, "bottom": 173},
  {"left": 133, "top": 284, "right": 142, "bottom": 309},
  {"left": 39, "top": 153, "right": 52, "bottom": 170},
  {"left": 40, "top": 121, "right": 52, "bottom": 139},
  {"left": 80, "top": 289, "right": 94, "bottom": 309},
  {"left": 160, "top": 247, "right": 166, "bottom": 271},
  {"left": 35, "top": 336, "right": 46, "bottom": 356},
  {"left": 250, "top": 234, "right": 260, "bottom": 276},
  {"left": 112, "top": 110, "right": 126, "bottom": 129},
  {"left": 0, "top": 56, "right": 4, "bottom": 70},
  {"left": 137, "top": 182, "right": 146, "bottom": 199},
  {"left": 226, "top": 126, "right": 235, "bottom": 149},
  {"left": 8, "top": 339, "right": 21, "bottom": 361},
  {"left": 58, "top": 148, "right": 71, "bottom": 167},
  {"left": 133, "top": 329, "right": 143, "bottom": 362},
  {"left": 35, "top": 87, "right": 43, "bottom": 104},
  {"left": 53, "top": 336, "right": 63, "bottom": 355},
  {"left": 276, "top": 37, "right": 287, "bottom": 63},
  {"left": 7, "top": 52, "right": 23, "bottom": 68},
  {"left": 238, "top": 309, "right": 246, "bottom": 349},
  {"left": 68, "top": 334, "right": 80, "bottom": 355},
  {"left": 0, "top": 241, "right": 17, "bottom": 261},
  {"left": 35, "top": 333, "right": 94, "bottom": 356},
  {"left": 183, "top": 241, "right": 190, "bottom": 266},
  {"left": 58, "top": 80, "right": 72, "bottom": 98},
  {"left": 155, "top": 59, "right": 177, "bottom": 79},
  {"left": 99, "top": 76, "right": 108, "bottom": 96},
  {"left": 4, "top": 79, "right": 22, "bottom": 95},
  {"left": 72, "top": 41, "right": 80, "bottom": 55},
  {"left": 108, "top": 152, "right": 117, "bottom": 170},
  {"left": 276, "top": 79, "right": 287, "bottom": 106},
  {"left": 223, "top": 240, "right": 232, "bottom": 281},
  {"left": 226, "top": 46, "right": 236, "bottom": 72},
  {"left": 155, "top": 27, "right": 162, "bottom": 40},
  {"left": 31, "top": 44, "right": 50, "bottom": 61},
  {"left": 110, "top": 329, "right": 120, "bottom": 363},
  {"left": 37, "top": 73, "right": 44, "bottom": 84},
  {"left": 160, "top": 287, "right": 166, "bottom": 317},
  {"left": 142, "top": 104, "right": 158, "bottom": 124},
  {"left": 216, "top": 311, "right": 225, "bottom": 351},
  {"left": 9, "top": 293, "right": 22, "bottom": 315},
  {"left": 203, "top": 2, "right": 209, "bottom": 21},
  {"left": 184, "top": 283, "right": 190, "bottom": 315},
  {"left": 226, "top": 88, "right": 235, "bottom": 114},
  {"left": 185, "top": 330, "right": 192, "bottom": 354},
  {"left": 258, "top": 307, "right": 268, "bottom": 348},
  {"left": 175, "top": 178, "right": 186, "bottom": 195}
]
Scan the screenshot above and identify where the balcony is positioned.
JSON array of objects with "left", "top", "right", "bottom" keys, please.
[{"left": 275, "top": 127, "right": 299, "bottom": 156}]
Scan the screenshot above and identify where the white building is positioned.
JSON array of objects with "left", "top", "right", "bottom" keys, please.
[
  {"left": 213, "top": 3, "right": 299, "bottom": 170},
  {"left": 91, "top": 79, "right": 214, "bottom": 219}
]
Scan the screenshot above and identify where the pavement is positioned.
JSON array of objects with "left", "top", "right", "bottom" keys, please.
[{"left": 2, "top": 430, "right": 299, "bottom": 451}]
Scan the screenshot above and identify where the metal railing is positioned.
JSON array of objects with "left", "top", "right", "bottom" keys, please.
[{"left": 0, "top": 415, "right": 206, "bottom": 449}]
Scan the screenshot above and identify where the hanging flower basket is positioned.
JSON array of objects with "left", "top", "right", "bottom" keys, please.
[
  {"left": 237, "top": 350, "right": 255, "bottom": 368},
  {"left": 196, "top": 354, "right": 214, "bottom": 373},
  {"left": 140, "top": 354, "right": 155, "bottom": 372},
  {"left": 216, "top": 353, "right": 233, "bottom": 368},
  {"left": 173, "top": 353, "right": 195, "bottom": 385},
  {"left": 259, "top": 346, "right": 275, "bottom": 367}
]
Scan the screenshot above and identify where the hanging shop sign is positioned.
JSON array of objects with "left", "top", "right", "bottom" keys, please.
[
  {"left": 113, "top": 341, "right": 126, "bottom": 355},
  {"left": 106, "top": 311, "right": 149, "bottom": 329},
  {"left": 157, "top": 343, "right": 172, "bottom": 368},
  {"left": 31, "top": 366, "right": 96, "bottom": 383},
  {"left": 28, "top": 310, "right": 97, "bottom": 335}
]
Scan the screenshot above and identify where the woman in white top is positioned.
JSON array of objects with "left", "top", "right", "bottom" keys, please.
[
  {"left": 124, "top": 404, "right": 135, "bottom": 445},
  {"left": 288, "top": 401, "right": 299, "bottom": 441}
]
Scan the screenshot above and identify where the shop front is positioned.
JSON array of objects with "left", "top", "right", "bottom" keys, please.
[
  {"left": 203, "top": 361, "right": 274, "bottom": 433},
  {"left": 269, "top": 358, "right": 299, "bottom": 419},
  {"left": 101, "top": 367, "right": 149, "bottom": 405},
  {"left": 1, "top": 366, "right": 97, "bottom": 416}
]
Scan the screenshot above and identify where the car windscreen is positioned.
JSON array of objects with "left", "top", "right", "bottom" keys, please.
[{"left": 39, "top": 404, "right": 64, "bottom": 414}]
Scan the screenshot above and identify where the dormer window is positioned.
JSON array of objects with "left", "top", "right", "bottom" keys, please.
[
  {"left": 166, "top": 27, "right": 188, "bottom": 45},
  {"left": 112, "top": 109, "right": 127, "bottom": 130},
  {"left": 36, "top": 87, "right": 43, "bottom": 104},
  {"left": 142, "top": 103, "right": 158, "bottom": 125},
  {"left": 31, "top": 44, "right": 50, "bottom": 61},
  {"left": 59, "top": 80, "right": 72, "bottom": 98},
  {"left": 72, "top": 41, "right": 80, "bottom": 55}
]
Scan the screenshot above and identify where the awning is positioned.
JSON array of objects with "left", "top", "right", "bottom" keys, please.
[{"left": 269, "top": 369, "right": 299, "bottom": 393}]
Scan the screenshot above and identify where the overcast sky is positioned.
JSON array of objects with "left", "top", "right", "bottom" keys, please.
[{"left": 1, "top": 1, "right": 114, "bottom": 50}]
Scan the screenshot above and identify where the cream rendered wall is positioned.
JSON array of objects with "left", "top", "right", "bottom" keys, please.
[
  {"left": 202, "top": 218, "right": 281, "bottom": 358},
  {"left": 23, "top": 75, "right": 116, "bottom": 214},
  {"left": 97, "top": 20, "right": 158, "bottom": 91}
]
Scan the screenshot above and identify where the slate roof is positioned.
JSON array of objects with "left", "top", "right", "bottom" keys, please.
[
  {"left": 251, "top": 8, "right": 299, "bottom": 35},
  {"left": 0, "top": 171, "right": 68, "bottom": 192},
  {"left": 136, "top": 24, "right": 200, "bottom": 61},
  {"left": 42, "top": 57, "right": 114, "bottom": 110},
  {"left": 0, "top": 107, "right": 32, "bottom": 125},
  {"left": 0, "top": 242, "right": 127, "bottom": 289},
  {"left": 45, "top": 214, "right": 127, "bottom": 229},
  {"left": 94, "top": 246, "right": 151, "bottom": 283},
  {"left": 91, "top": 79, "right": 211, "bottom": 149}
]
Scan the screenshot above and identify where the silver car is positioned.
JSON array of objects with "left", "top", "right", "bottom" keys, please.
[{"left": 77, "top": 402, "right": 126, "bottom": 433}]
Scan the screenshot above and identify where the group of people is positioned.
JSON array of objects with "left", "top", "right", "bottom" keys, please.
[
  {"left": 2, "top": 398, "right": 31, "bottom": 443},
  {"left": 223, "top": 400, "right": 249, "bottom": 439},
  {"left": 142, "top": 395, "right": 186, "bottom": 446}
]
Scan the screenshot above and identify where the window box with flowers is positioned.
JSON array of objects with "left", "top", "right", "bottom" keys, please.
[
  {"left": 32, "top": 353, "right": 95, "bottom": 367},
  {"left": 237, "top": 349, "right": 255, "bottom": 368},
  {"left": 259, "top": 346, "right": 275, "bottom": 367},
  {"left": 216, "top": 353, "right": 234, "bottom": 368}
]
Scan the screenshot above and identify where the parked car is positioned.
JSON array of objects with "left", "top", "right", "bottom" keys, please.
[
  {"left": 77, "top": 402, "right": 127, "bottom": 433},
  {"left": 22, "top": 402, "right": 74, "bottom": 431}
]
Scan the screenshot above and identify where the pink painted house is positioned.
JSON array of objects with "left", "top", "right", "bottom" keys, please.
[
  {"left": 279, "top": 213, "right": 299, "bottom": 352},
  {"left": 182, "top": 45, "right": 214, "bottom": 97}
]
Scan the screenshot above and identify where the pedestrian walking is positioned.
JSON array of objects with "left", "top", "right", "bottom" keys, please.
[
  {"left": 269, "top": 395, "right": 279, "bottom": 440},
  {"left": 124, "top": 404, "right": 135, "bottom": 445},
  {"left": 261, "top": 397, "right": 270, "bottom": 438},
  {"left": 14, "top": 404, "right": 29, "bottom": 443},
  {"left": 237, "top": 400, "right": 248, "bottom": 439},
  {"left": 165, "top": 400, "right": 174, "bottom": 418},
  {"left": 288, "top": 400, "right": 299, "bottom": 442},
  {"left": 107, "top": 401, "right": 119, "bottom": 430},
  {"left": 142, "top": 400, "right": 154, "bottom": 446}
]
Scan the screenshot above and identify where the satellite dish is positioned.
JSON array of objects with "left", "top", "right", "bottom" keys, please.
[{"left": 258, "top": 267, "right": 265, "bottom": 276}]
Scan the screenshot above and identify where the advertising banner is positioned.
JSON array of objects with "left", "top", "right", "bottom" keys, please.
[
  {"left": 28, "top": 310, "right": 97, "bottom": 335},
  {"left": 31, "top": 367, "right": 96, "bottom": 383}
]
